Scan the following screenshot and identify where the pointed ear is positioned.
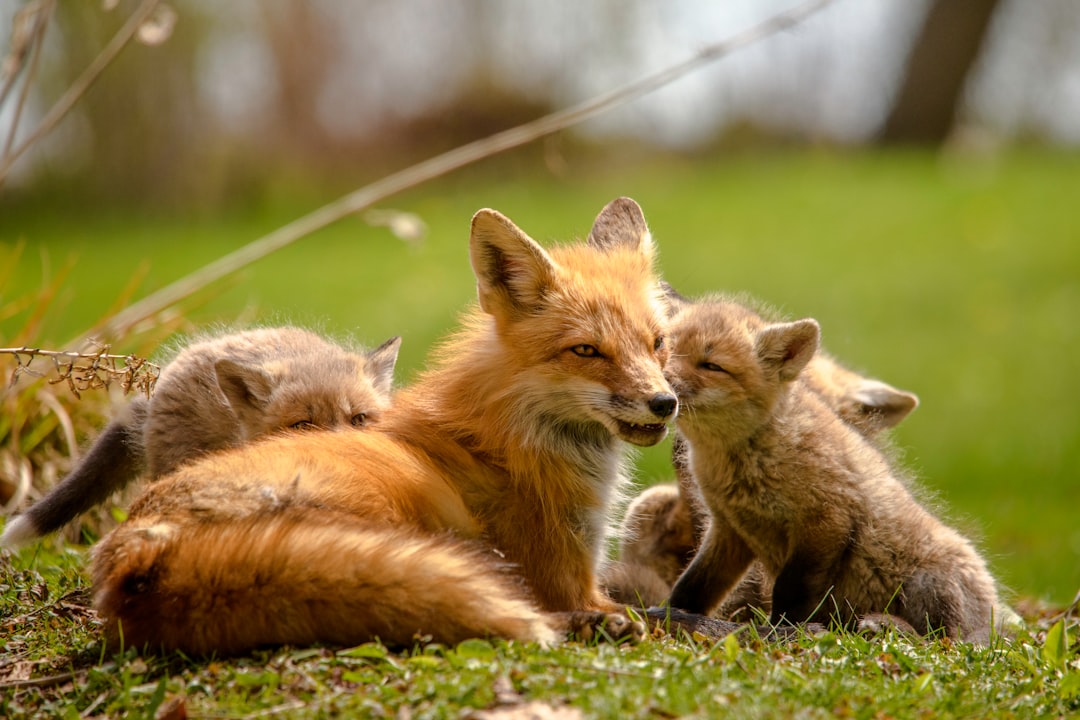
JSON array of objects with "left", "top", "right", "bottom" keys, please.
[
  {"left": 850, "top": 380, "right": 919, "bottom": 429},
  {"left": 470, "top": 209, "right": 558, "bottom": 318},
  {"left": 756, "top": 319, "right": 820, "bottom": 382},
  {"left": 215, "top": 359, "right": 273, "bottom": 412},
  {"left": 586, "top": 197, "right": 654, "bottom": 259},
  {"left": 364, "top": 336, "right": 401, "bottom": 397},
  {"left": 659, "top": 281, "right": 692, "bottom": 318}
]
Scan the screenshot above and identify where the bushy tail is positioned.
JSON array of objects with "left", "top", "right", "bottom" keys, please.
[
  {"left": 91, "top": 507, "right": 557, "bottom": 655},
  {"left": 2, "top": 400, "right": 148, "bottom": 549}
]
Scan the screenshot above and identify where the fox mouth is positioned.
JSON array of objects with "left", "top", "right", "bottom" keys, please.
[{"left": 615, "top": 420, "right": 669, "bottom": 447}]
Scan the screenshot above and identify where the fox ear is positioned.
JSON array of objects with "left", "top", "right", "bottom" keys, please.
[
  {"left": 364, "top": 336, "right": 401, "bottom": 397},
  {"left": 587, "top": 197, "right": 654, "bottom": 260},
  {"left": 659, "top": 280, "right": 692, "bottom": 318},
  {"left": 470, "top": 208, "right": 558, "bottom": 318},
  {"left": 849, "top": 380, "right": 919, "bottom": 430},
  {"left": 215, "top": 359, "right": 273, "bottom": 412},
  {"left": 756, "top": 319, "right": 820, "bottom": 382}
]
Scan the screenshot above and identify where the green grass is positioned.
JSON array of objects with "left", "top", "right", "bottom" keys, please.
[
  {"left": 1, "top": 148, "right": 1079, "bottom": 716},
  {"left": 1, "top": 545, "right": 1078, "bottom": 718}
]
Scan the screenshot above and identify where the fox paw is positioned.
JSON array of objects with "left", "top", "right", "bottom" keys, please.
[
  {"left": 562, "top": 611, "right": 646, "bottom": 644},
  {"left": 856, "top": 613, "right": 919, "bottom": 638}
]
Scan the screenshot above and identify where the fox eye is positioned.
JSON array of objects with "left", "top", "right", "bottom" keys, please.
[
  {"left": 653, "top": 336, "right": 665, "bottom": 352},
  {"left": 700, "top": 362, "right": 727, "bottom": 373},
  {"left": 570, "top": 344, "right": 602, "bottom": 358},
  {"left": 290, "top": 419, "right": 316, "bottom": 430},
  {"left": 350, "top": 413, "right": 368, "bottom": 427}
]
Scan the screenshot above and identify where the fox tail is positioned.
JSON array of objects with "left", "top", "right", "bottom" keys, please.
[
  {"left": 2, "top": 400, "right": 147, "bottom": 549},
  {"left": 91, "top": 507, "right": 558, "bottom": 655}
]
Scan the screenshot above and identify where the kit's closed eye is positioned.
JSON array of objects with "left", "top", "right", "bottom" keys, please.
[
  {"left": 351, "top": 413, "right": 368, "bottom": 427},
  {"left": 700, "top": 362, "right": 728, "bottom": 373},
  {"left": 290, "top": 419, "right": 316, "bottom": 430}
]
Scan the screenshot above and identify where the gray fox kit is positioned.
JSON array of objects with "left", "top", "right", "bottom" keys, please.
[
  {"left": 663, "top": 296, "right": 1012, "bottom": 640},
  {"left": 1, "top": 328, "right": 401, "bottom": 548}
]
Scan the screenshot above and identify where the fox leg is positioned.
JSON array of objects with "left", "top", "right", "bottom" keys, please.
[
  {"left": 668, "top": 525, "right": 754, "bottom": 615},
  {"left": 769, "top": 548, "right": 847, "bottom": 626}
]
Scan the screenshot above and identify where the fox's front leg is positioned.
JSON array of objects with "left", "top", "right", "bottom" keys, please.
[
  {"left": 769, "top": 548, "right": 842, "bottom": 626},
  {"left": 668, "top": 524, "right": 754, "bottom": 615}
]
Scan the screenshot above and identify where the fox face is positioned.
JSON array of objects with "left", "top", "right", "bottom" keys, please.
[
  {"left": 215, "top": 336, "right": 402, "bottom": 440},
  {"left": 469, "top": 198, "right": 677, "bottom": 447},
  {"left": 666, "top": 300, "right": 818, "bottom": 439},
  {"left": 662, "top": 284, "right": 916, "bottom": 438}
]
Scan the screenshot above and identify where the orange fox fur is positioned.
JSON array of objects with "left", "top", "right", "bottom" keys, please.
[
  {"left": 92, "top": 198, "right": 678, "bottom": 655},
  {"left": 663, "top": 296, "right": 1013, "bottom": 640}
]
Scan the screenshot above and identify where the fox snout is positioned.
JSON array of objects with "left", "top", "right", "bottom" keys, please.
[
  {"left": 607, "top": 387, "right": 678, "bottom": 448},
  {"left": 648, "top": 393, "right": 678, "bottom": 420}
]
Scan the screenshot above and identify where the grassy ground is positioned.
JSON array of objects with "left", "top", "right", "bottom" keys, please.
[
  {"left": 1, "top": 545, "right": 1077, "bottom": 718},
  {"left": 2, "top": 148, "right": 1079, "bottom": 716}
]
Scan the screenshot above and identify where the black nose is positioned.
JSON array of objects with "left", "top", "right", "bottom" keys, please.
[{"left": 648, "top": 393, "right": 678, "bottom": 419}]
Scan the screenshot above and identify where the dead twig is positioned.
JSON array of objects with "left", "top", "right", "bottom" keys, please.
[
  {"left": 85, "top": 0, "right": 834, "bottom": 346},
  {"left": 0, "top": 662, "right": 115, "bottom": 691},
  {"left": 0, "top": 0, "right": 161, "bottom": 187},
  {"left": 0, "top": 1, "right": 46, "bottom": 106},
  {"left": 0, "top": 0, "right": 54, "bottom": 160},
  {"left": 1, "top": 346, "right": 160, "bottom": 398}
]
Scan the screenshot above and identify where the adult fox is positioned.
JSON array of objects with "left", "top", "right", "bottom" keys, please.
[{"left": 92, "top": 198, "right": 678, "bottom": 655}]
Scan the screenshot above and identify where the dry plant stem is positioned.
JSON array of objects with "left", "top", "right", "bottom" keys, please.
[
  {"left": 0, "top": 0, "right": 54, "bottom": 159},
  {"left": 0, "top": 664, "right": 116, "bottom": 691},
  {"left": 0, "top": 1, "right": 45, "bottom": 107},
  {"left": 36, "top": 390, "right": 78, "bottom": 461},
  {"left": 0, "top": 346, "right": 160, "bottom": 398},
  {"left": 86, "top": 0, "right": 834, "bottom": 345},
  {"left": 0, "top": 0, "right": 160, "bottom": 187}
]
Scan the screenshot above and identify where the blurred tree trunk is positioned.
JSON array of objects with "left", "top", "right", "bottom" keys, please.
[
  {"left": 879, "top": 0, "right": 1002, "bottom": 144},
  {"left": 259, "top": 0, "right": 341, "bottom": 160},
  {"left": 35, "top": 3, "right": 212, "bottom": 207}
]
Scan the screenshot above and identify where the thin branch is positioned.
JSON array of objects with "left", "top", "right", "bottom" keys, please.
[
  {"left": 1, "top": 0, "right": 53, "bottom": 160},
  {"left": 0, "top": 0, "right": 161, "bottom": 187},
  {"left": 85, "top": 0, "right": 833, "bottom": 346},
  {"left": 1, "top": 346, "right": 160, "bottom": 398},
  {"left": 0, "top": 663, "right": 115, "bottom": 691},
  {"left": 0, "top": 1, "right": 45, "bottom": 107}
]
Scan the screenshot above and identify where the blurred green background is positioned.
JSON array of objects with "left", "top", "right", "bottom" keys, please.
[{"left": 1, "top": 1, "right": 1078, "bottom": 606}]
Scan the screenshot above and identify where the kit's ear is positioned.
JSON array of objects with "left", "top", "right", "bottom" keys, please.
[{"left": 756, "top": 319, "right": 820, "bottom": 382}]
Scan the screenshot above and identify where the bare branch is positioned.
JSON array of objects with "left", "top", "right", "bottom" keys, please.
[
  {"left": 85, "top": 0, "right": 833, "bottom": 345},
  {"left": 1, "top": 346, "right": 160, "bottom": 398},
  {"left": 0, "top": 1, "right": 44, "bottom": 105},
  {"left": 0, "top": 1, "right": 53, "bottom": 117},
  {"left": 0, "top": 0, "right": 161, "bottom": 187}
]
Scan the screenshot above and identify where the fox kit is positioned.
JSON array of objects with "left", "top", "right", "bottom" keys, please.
[
  {"left": 605, "top": 312, "right": 919, "bottom": 608},
  {"left": 91, "top": 198, "right": 677, "bottom": 655},
  {"left": 1, "top": 328, "right": 401, "bottom": 549},
  {"left": 803, "top": 351, "right": 918, "bottom": 438},
  {"left": 664, "top": 297, "right": 1011, "bottom": 640}
]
